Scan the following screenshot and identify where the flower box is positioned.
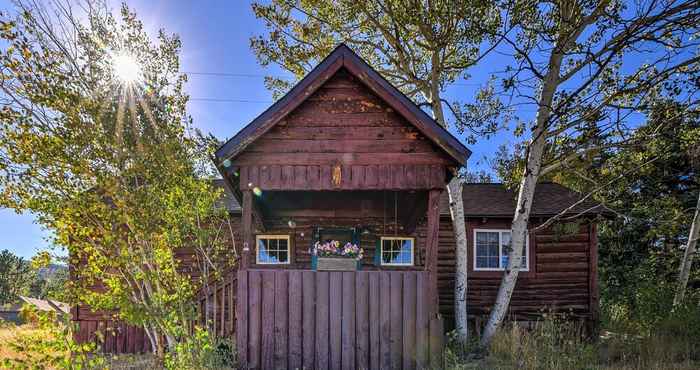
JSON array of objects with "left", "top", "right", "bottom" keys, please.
[
  {"left": 314, "top": 256, "right": 360, "bottom": 271},
  {"left": 310, "top": 240, "right": 364, "bottom": 271}
]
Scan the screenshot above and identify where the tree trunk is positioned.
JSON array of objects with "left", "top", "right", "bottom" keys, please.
[
  {"left": 674, "top": 190, "right": 700, "bottom": 306},
  {"left": 448, "top": 177, "right": 469, "bottom": 346},
  {"left": 429, "top": 85, "right": 470, "bottom": 346},
  {"left": 479, "top": 40, "right": 566, "bottom": 348}
]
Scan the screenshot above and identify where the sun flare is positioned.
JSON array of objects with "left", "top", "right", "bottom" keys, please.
[{"left": 112, "top": 53, "right": 141, "bottom": 84}]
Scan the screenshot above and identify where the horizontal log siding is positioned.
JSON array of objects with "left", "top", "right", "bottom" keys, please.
[
  {"left": 233, "top": 69, "right": 450, "bottom": 191},
  {"left": 434, "top": 217, "right": 595, "bottom": 324},
  {"left": 250, "top": 216, "right": 427, "bottom": 270},
  {"left": 236, "top": 269, "right": 444, "bottom": 370}
]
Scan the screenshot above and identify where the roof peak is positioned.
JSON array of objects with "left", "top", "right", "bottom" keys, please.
[{"left": 214, "top": 43, "right": 471, "bottom": 166}]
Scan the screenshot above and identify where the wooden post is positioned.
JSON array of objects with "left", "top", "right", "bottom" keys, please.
[
  {"left": 242, "top": 190, "right": 253, "bottom": 270},
  {"left": 425, "top": 189, "right": 441, "bottom": 311}
]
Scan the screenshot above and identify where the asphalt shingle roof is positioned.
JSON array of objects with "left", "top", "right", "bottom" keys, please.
[{"left": 444, "top": 182, "right": 607, "bottom": 217}]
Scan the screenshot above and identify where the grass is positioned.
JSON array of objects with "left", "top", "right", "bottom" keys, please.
[
  {"left": 444, "top": 313, "right": 700, "bottom": 370},
  {"left": 0, "top": 321, "right": 66, "bottom": 368}
]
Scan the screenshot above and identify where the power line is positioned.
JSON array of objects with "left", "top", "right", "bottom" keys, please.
[
  {"left": 184, "top": 70, "right": 494, "bottom": 87},
  {"left": 189, "top": 97, "right": 272, "bottom": 103}
]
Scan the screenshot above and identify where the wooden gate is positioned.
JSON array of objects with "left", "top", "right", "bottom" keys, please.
[{"left": 236, "top": 269, "right": 444, "bottom": 370}]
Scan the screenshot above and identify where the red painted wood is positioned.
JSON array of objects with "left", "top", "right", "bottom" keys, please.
[
  {"left": 316, "top": 272, "right": 330, "bottom": 370},
  {"left": 135, "top": 324, "right": 144, "bottom": 354},
  {"left": 274, "top": 271, "right": 289, "bottom": 370},
  {"left": 389, "top": 272, "right": 403, "bottom": 369},
  {"left": 282, "top": 165, "right": 294, "bottom": 188},
  {"left": 270, "top": 164, "right": 281, "bottom": 188},
  {"left": 368, "top": 272, "right": 380, "bottom": 370},
  {"left": 589, "top": 223, "right": 599, "bottom": 326},
  {"left": 237, "top": 270, "right": 249, "bottom": 368},
  {"left": 320, "top": 165, "right": 332, "bottom": 190},
  {"left": 415, "top": 273, "right": 429, "bottom": 369},
  {"left": 429, "top": 316, "right": 444, "bottom": 369},
  {"left": 288, "top": 271, "right": 303, "bottom": 369},
  {"left": 355, "top": 272, "right": 370, "bottom": 370},
  {"left": 294, "top": 165, "right": 306, "bottom": 189},
  {"left": 234, "top": 152, "right": 451, "bottom": 167},
  {"left": 341, "top": 272, "right": 356, "bottom": 370},
  {"left": 302, "top": 271, "right": 316, "bottom": 370},
  {"left": 379, "top": 271, "right": 391, "bottom": 370},
  {"left": 329, "top": 272, "right": 342, "bottom": 370},
  {"left": 249, "top": 271, "right": 262, "bottom": 369},
  {"left": 261, "top": 271, "right": 276, "bottom": 370},
  {"left": 425, "top": 189, "right": 442, "bottom": 310},
  {"left": 264, "top": 126, "right": 421, "bottom": 141},
  {"left": 403, "top": 272, "right": 417, "bottom": 370},
  {"left": 247, "top": 138, "right": 434, "bottom": 153},
  {"left": 241, "top": 191, "right": 253, "bottom": 269}
]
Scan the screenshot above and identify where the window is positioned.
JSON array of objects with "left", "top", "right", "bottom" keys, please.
[
  {"left": 256, "top": 235, "right": 291, "bottom": 264},
  {"left": 317, "top": 228, "right": 355, "bottom": 245},
  {"left": 379, "top": 237, "right": 414, "bottom": 266},
  {"left": 474, "top": 230, "right": 528, "bottom": 271}
]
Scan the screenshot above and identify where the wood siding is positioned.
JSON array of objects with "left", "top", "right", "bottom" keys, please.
[
  {"left": 434, "top": 217, "right": 597, "bottom": 324},
  {"left": 232, "top": 69, "right": 450, "bottom": 191},
  {"left": 236, "top": 269, "right": 444, "bottom": 370}
]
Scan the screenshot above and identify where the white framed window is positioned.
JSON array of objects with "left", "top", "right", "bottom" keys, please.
[
  {"left": 256, "top": 235, "right": 291, "bottom": 264},
  {"left": 380, "top": 237, "right": 414, "bottom": 266},
  {"left": 473, "top": 229, "right": 529, "bottom": 271}
]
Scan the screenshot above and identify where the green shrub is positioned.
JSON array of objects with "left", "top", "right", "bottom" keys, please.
[
  {"left": 1, "top": 310, "right": 105, "bottom": 369},
  {"left": 164, "top": 326, "right": 234, "bottom": 370}
]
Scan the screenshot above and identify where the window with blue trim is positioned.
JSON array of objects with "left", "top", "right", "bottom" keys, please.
[
  {"left": 380, "top": 237, "right": 414, "bottom": 266},
  {"left": 256, "top": 235, "right": 291, "bottom": 264}
]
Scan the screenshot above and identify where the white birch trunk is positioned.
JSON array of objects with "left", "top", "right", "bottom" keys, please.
[
  {"left": 429, "top": 87, "right": 470, "bottom": 345},
  {"left": 448, "top": 177, "right": 469, "bottom": 346},
  {"left": 479, "top": 43, "right": 566, "bottom": 348},
  {"left": 674, "top": 190, "right": 700, "bottom": 306}
]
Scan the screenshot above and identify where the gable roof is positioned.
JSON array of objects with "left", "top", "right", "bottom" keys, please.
[
  {"left": 439, "top": 182, "right": 610, "bottom": 217},
  {"left": 214, "top": 44, "right": 471, "bottom": 166}
]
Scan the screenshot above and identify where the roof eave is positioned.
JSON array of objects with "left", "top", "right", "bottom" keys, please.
[{"left": 214, "top": 44, "right": 471, "bottom": 167}]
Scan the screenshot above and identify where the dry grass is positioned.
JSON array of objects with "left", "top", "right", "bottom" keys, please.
[
  {"left": 0, "top": 322, "right": 66, "bottom": 368},
  {"left": 445, "top": 315, "right": 700, "bottom": 370}
]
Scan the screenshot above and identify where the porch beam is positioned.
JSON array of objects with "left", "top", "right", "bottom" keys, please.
[
  {"left": 425, "top": 189, "right": 442, "bottom": 311},
  {"left": 241, "top": 190, "right": 253, "bottom": 269}
]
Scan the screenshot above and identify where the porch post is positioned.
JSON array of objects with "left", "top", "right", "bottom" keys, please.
[
  {"left": 241, "top": 190, "right": 253, "bottom": 270},
  {"left": 425, "top": 189, "right": 442, "bottom": 310}
]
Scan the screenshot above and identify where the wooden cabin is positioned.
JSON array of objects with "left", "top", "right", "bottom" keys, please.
[{"left": 71, "top": 45, "right": 606, "bottom": 368}]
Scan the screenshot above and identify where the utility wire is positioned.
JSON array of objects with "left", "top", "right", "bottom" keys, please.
[{"left": 183, "top": 70, "right": 489, "bottom": 87}]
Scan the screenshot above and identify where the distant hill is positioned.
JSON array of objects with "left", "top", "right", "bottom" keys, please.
[{"left": 36, "top": 264, "right": 67, "bottom": 279}]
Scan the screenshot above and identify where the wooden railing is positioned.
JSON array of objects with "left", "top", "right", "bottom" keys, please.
[
  {"left": 236, "top": 269, "right": 444, "bottom": 370},
  {"left": 198, "top": 268, "right": 238, "bottom": 339}
]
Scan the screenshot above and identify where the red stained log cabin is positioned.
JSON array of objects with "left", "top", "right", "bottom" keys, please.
[{"left": 72, "top": 44, "right": 607, "bottom": 366}]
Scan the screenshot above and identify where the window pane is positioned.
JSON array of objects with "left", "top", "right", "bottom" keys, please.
[
  {"left": 257, "top": 237, "right": 289, "bottom": 264},
  {"left": 381, "top": 238, "right": 413, "bottom": 265},
  {"left": 488, "top": 256, "right": 499, "bottom": 268},
  {"left": 476, "top": 257, "right": 488, "bottom": 268},
  {"left": 476, "top": 232, "right": 488, "bottom": 245}
]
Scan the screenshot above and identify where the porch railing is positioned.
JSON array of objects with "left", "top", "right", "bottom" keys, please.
[{"left": 235, "top": 269, "right": 444, "bottom": 370}]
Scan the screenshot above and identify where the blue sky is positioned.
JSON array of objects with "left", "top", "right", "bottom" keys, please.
[{"left": 0, "top": 0, "right": 521, "bottom": 258}]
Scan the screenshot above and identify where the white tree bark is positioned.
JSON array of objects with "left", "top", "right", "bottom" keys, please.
[
  {"left": 448, "top": 177, "right": 469, "bottom": 346},
  {"left": 674, "top": 190, "right": 700, "bottom": 306},
  {"left": 479, "top": 41, "right": 566, "bottom": 347},
  {"left": 430, "top": 85, "right": 471, "bottom": 346}
]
